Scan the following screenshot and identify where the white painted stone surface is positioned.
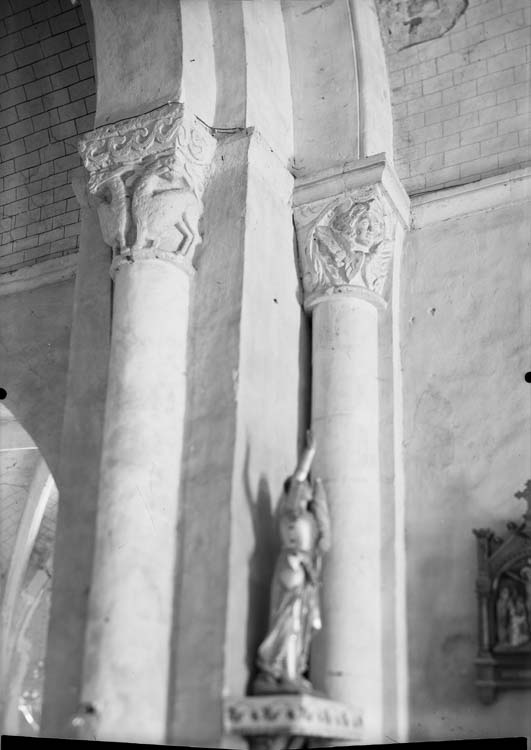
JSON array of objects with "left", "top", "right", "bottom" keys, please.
[
  {"left": 169, "top": 129, "right": 301, "bottom": 749},
  {"left": 41, "top": 176, "right": 111, "bottom": 739},
  {"left": 80, "top": 260, "right": 190, "bottom": 743},
  {"left": 91, "top": 0, "right": 183, "bottom": 127},
  {"left": 310, "top": 296, "right": 382, "bottom": 744},
  {"left": 293, "top": 157, "right": 409, "bottom": 745},
  {"left": 282, "top": 0, "right": 393, "bottom": 175},
  {"left": 0, "top": 257, "right": 78, "bottom": 297},
  {"left": 402, "top": 172, "right": 531, "bottom": 741}
]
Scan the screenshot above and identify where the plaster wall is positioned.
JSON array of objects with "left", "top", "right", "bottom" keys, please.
[
  {"left": 0, "top": 277, "right": 74, "bottom": 478},
  {"left": 41, "top": 188, "right": 110, "bottom": 738},
  {"left": 170, "top": 130, "right": 303, "bottom": 746},
  {"left": 224, "top": 131, "right": 302, "bottom": 695},
  {"left": 89, "top": 0, "right": 182, "bottom": 127},
  {"left": 169, "top": 134, "right": 249, "bottom": 746},
  {"left": 401, "top": 173, "right": 531, "bottom": 741}
]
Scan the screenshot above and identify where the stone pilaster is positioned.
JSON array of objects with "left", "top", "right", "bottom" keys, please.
[
  {"left": 40, "top": 172, "right": 111, "bottom": 740},
  {"left": 293, "top": 155, "right": 409, "bottom": 745},
  {"left": 75, "top": 104, "right": 216, "bottom": 744}
]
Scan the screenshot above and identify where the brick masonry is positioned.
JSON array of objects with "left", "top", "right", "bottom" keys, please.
[
  {"left": 0, "top": 2, "right": 529, "bottom": 267},
  {"left": 0, "top": 0, "right": 95, "bottom": 273},
  {"left": 387, "top": 0, "right": 531, "bottom": 194}
]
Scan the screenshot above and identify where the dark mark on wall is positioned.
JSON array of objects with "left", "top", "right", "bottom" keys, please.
[{"left": 376, "top": 0, "right": 469, "bottom": 52}]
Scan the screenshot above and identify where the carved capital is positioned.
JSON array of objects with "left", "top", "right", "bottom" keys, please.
[
  {"left": 78, "top": 103, "right": 216, "bottom": 276},
  {"left": 295, "top": 185, "right": 398, "bottom": 310},
  {"left": 293, "top": 156, "right": 409, "bottom": 312}
]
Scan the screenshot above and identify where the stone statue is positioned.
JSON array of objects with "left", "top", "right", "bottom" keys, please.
[
  {"left": 519, "top": 560, "right": 531, "bottom": 631},
  {"left": 496, "top": 584, "right": 511, "bottom": 645},
  {"left": 495, "top": 581, "right": 531, "bottom": 648},
  {"left": 508, "top": 595, "right": 529, "bottom": 647},
  {"left": 252, "top": 430, "right": 330, "bottom": 695}
]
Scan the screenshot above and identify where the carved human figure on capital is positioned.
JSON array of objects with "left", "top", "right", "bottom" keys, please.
[
  {"left": 314, "top": 198, "right": 383, "bottom": 278},
  {"left": 252, "top": 430, "right": 330, "bottom": 696},
  {"left": 299, "top": 187, "right": 396, "bottom": 304}
]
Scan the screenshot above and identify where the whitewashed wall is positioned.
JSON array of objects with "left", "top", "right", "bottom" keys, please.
[{"left": 401, "top": 168, "right": 531, "bottom": 741}]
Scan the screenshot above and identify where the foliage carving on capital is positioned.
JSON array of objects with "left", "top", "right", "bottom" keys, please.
[
  {"left": 297, "top": 186, "right": 396, "bottom": 307},
  {"left": 78, "top": 103, "right": 216, "bottom": 274}
]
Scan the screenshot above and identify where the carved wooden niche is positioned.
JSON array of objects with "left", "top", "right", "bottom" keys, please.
[{"left": 473, "top": 480, "right": 531, "bottom": 704}]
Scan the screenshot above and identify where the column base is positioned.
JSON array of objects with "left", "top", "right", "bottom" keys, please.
[{"left": 223, "top": 694, "right": 363, "bottom": 746}]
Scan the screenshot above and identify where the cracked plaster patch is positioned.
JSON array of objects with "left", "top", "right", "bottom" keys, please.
[{"left": 376, "top": 0, "right": 468, "bottom": 51}]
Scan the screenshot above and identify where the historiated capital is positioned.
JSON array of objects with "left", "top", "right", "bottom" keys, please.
[
  {"left": 78, "top": 103, "right": 216, "bottom": 276},
  {"left": 293, "top": 156, "right": 410, "bottom": 311}
]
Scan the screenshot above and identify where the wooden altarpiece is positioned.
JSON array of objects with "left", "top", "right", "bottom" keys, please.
[{"left": 473, "top": 480, "right": 531, "bottom": 704}]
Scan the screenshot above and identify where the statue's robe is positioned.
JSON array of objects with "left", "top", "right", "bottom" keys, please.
[{"left": 257, "top": 549, "right": 321, "bottom": 683}]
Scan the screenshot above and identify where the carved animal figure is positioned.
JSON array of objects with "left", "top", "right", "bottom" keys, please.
[
  {"left": 94, "top": 173, "right": 130, "bottom": 255},
  {"left": 129, "top": 158, "right": 201, "bottom": 258}
]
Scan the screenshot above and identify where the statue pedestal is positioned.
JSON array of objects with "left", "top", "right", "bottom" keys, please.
[{"left": 223, "top": 694, "right": 363, "bottom": 748}]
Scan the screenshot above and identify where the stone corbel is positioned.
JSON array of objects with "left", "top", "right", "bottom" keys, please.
[
  {"left": 78, "top": 103, "right": 217, "bottom": 277},
  {"left": 293, "top": 155, "right": 410, "bottom": 311}
]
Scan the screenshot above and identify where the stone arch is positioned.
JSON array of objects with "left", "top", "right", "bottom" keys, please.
[
  {"left": 0, "top": 403, "right": 58, "bottom": 736},
  {"left": 0, "top": 280, "right": 74, "bottom": 479},
  {"left": 282, "top": 0, "right": 394, "bottom": 176},
  {"left": 84, "top": 0, "right": 393, "bottom": 171}
]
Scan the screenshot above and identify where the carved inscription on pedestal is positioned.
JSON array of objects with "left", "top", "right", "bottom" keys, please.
[{"left": 224, "top": 694, "right": 362, "bottom": 740}]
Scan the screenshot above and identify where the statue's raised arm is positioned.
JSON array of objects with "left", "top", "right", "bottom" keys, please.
[
  {"left": 312, "top": 477, "right": 331, "bottom": 556},
  {"left": 292, "top": 429, "right": 317, "bottom": 483}
]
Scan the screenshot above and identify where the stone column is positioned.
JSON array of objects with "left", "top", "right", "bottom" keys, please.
[
  {"left": 294, "top": 156, "right": 409, "bottom": 745},
  {"left": 76, "top": 104, "right": 216, "bottom": 744}
]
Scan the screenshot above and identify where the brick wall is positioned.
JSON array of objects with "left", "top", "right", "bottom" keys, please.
[
  {"left": 1, "top": 1, "right": 529, "bottom": 262},
  {"left": 388, "top": 0, "right": 531, "bottom": 194},
  {"left": 0, "top": 0, "right": 95, "bottom": 273}
]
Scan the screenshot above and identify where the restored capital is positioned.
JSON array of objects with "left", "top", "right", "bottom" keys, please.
[
  {"left": 293, "top": 155, "right": 410, "bottom": 311},
  {"left": 79, "top": 103, "right": 216, "bottom": 276},
  {"left": 296, "top": 186, "right": 396, "bottom": 309}
]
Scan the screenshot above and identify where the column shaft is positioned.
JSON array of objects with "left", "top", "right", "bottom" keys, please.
[
  {"left": 75, "top": 103, "right": 215, "bottom": 742},
  {"left": 311, "top": 296, "right": 382, "bottom": 741},
  {"left": 294, "top": 160, "right": 410, "bottom": 744},
  {"left": 81, "top": 260, "right": 189, "bottom": 742}
]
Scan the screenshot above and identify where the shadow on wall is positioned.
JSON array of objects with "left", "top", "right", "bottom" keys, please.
[{"left": 242, "top": 444, "right": 279, "bottom": 693}]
